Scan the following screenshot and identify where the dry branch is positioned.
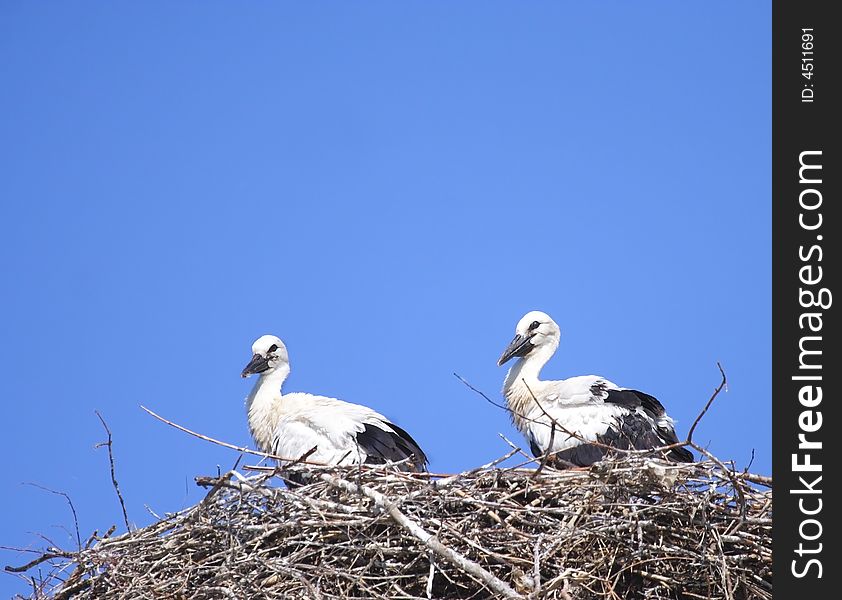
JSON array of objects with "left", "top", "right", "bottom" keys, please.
[{"left": 93, "top": 411, "right": 130, "bottom": 532}]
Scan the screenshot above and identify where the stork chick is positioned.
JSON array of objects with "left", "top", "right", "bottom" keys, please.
[
  {"left": 241, "top": 335, "right": 427, "bottom": 474},
  {"left": 498, "top": 311, "right": 693, "bottom": 467}
]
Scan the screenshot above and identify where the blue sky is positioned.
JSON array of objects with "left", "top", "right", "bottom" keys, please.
[{"left": 1, "top": 3, "right": 770, "bottom": 595}]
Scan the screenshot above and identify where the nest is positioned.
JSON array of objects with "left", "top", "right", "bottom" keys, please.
[{"left": 17, "top": 455, "right": 771, "bottom": 599}]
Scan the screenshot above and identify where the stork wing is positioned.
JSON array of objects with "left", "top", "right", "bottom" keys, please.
[
  {"left": 524, "top": 377, "right": 692, "bottom": 464},
  {"left": 356, "top": 420, "right": 428, "bottom": 470},
  {"left": 275, "top": 394, "right": 428, "bottom": 470},
  {"left": 599, "top": 386, "right": 693, "bottom": 463}
]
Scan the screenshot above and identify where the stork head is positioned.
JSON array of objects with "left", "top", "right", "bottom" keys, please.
[
  {"left": 497, "top": 310, "right": 561, "bottom": 366},
  {"left": 241, "top": 334, "right": 290, "bottom": 378}
]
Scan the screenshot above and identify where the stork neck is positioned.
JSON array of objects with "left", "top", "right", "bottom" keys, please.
[
  {"left": 504, "top": 344, "right": 553, "bottom": 390},
  {"left": 502, "top": 344, "right": 556, "bottom": 434},
  {"left": 245, "top": 365, "right": 290, "bottom": 455},
  {"left": 246, "top": 365, "right": 289, "bottom": 410},
  {"left": 261, "top": 364, "right": 290, "bottom": 389}
]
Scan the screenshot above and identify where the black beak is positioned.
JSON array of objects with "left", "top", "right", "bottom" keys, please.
[
  {"left": 497, "top": 334, "right": 535, "bottom": 366},
  {"left": 241, "top": 354, "right": 270, "bottom": 378}
]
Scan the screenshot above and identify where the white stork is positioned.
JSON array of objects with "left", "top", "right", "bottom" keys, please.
[
  {"left": 497, "top": 311, "right": 693, "bottom": 467},
  {"left": 241, "top": 335, "right": 428, "bottom": 475}
]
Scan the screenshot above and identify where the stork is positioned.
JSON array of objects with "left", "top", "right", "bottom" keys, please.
[
  {"left": 241, "top": 335, "right": 428, "bottom": 476},
  {"left": 497, "top": 311, "right": 693, "bottom": 467}
]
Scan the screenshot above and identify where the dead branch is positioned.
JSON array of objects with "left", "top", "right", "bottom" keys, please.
[
  {"left": 686, "top": 362, "right": 727, "bottom": 445},
  {"left": 21, "top": 483, "right": 81, "bottom": 551},
  {"left": 141, "top": 405, "right": 325, "bottom": 465},
  {"left": 94, "top": 411, "right": 130, "bottom": 532},
  {"left": 4, "top": 550, "right": 74, "bottom": 574}
]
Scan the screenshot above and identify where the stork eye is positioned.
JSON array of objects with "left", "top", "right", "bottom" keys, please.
[
  {"left": 268, "top": 344, "right": 278, "bottom": 353},
  {"left": 528, "top": 321, "right": 541, "bottom": 331}
]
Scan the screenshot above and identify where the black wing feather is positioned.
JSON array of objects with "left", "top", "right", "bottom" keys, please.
[
  {"left": 601, "top": 388, "right": 666, "bottom": 420},
  {"left": 603, "top": 388, "right": 692, "bottom": 462},
  {"left": 355, "top": 422, "right": 428, "bottom": 471}
]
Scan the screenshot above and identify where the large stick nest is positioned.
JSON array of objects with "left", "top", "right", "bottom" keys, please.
[{"left": 22, "top": 456, "right": 771, "bottom": 599}]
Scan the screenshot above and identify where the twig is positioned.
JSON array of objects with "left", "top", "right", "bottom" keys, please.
[
  {"left": 0, "top": 546, "right": 42, "bottom": 555},
  {"left": 287, "top": 446, "right": 319, "bottom": 469},
  {"left": 193, "top": 470, "right": 252, "bottom": 510},
  {"left": 140, "top": 405, "right": 326, "bottom": 465},
  {"left": 739, "top": 472, "right": 772, "bottom": 487},
  {"left": 94, "top": 411, "right": 131, "bottom": 532},
  {"left": 687, "top": 362, "right": 727, "bottom": 444},
  {"left": 497, "top": 434, "right": 535, "bottom": 465},
  {"left": 453, "top": 372, "right": 514, "bottom": 417},
  {"left": 22, "top": 483, "right": 81, "bottom": 551},
  {"left": 4, "top": 550, "right": 74, "bottom": 573}
]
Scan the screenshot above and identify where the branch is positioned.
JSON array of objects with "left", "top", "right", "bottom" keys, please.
[
  {"left": 686, "top": 362, "right": 727, "bottom": 444},
  {"left": 321, "top": 473, "right": 523, "bottom": 599},
  {"left": 94, "top": 411, "right": 130, "bottom": 532},
  {"left": 453, "top": 373, "right": 515, "bottom": 417},
  {"left": 22, "top": 483, "right": 81, "bottom": 551},
  {"left": 739, "top": 472, "right": 772, "bottom": 487},
  {"left": 4, "top": 550, "right": 74, "bottom": 574},
  {"left": 140, "top": 405, "right": 326, "bottom": 466}
]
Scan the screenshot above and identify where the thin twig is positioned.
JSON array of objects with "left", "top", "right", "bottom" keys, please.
[
  {"left": 94, "top": 411, "right": 131, "bottom": 532},
  {"left": 687, "top": 362, "right": 727, "bottom": 445},
  {"left": 453, "top": 373, "right": 514, "bottom": 417},
  {"left": 22, "top": 483, "right": 81, "bottom": 551},
  {"left": 140, "top": 405, "right": 325, "bottom": 465}
]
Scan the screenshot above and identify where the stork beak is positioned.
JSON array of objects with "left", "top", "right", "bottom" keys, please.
[
  {"left": 497, "top": 334, "right": 535, "bottom": 366},
  {"left": 241, "top": 354, "right": 270, "bottom": 378}
]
